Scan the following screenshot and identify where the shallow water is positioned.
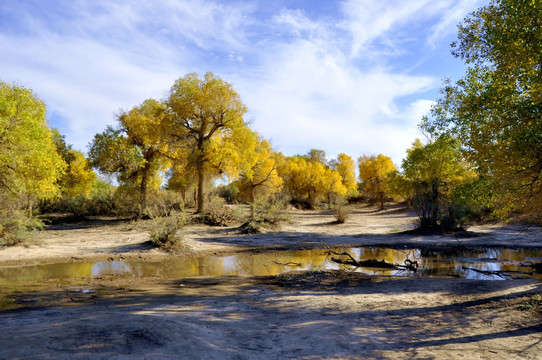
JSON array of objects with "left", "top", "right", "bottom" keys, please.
[{"left": 1, "top": 247, "right": 541, "bottom": 286}]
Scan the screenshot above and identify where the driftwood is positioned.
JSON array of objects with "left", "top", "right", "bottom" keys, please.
[
  {"left": 525, "top": 262, "right": 542, "bottom": 273},
  {"left": 331, "top": 257, "right": 397, "bottom": 269},
  {"left": 273, "top": 261, "right": 302, "bottom": 267},
  {"left": 461, "top": 266, "right": 507, "bottom": 278},
  {"left": 321, "top": 241, "right": 418, "bottom": 272}
]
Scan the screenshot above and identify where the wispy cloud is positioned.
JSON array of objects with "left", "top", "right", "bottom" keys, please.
[
  {"left": 340, "top": 0, "right": 482, "bottom": 58},
  {"left": 0, "top": 0, "right": 483, "bottom": 165}
]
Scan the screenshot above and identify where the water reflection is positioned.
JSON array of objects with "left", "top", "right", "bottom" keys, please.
[{"left": 0, "top": 247, "right": 541, "bottom": 286}]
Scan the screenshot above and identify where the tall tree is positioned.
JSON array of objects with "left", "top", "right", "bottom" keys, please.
[
  {"left": 52, "top": 129, "right": 96, "bottom": 197},
  {"left": 307, "top": 149, "right": 327, "bottom": 164},
  {"left": 89, "top": 99, "right": 169, "bottom": 213},
  {"left": 167, "top": 72, "right": 249, "bottom": 213},
  {"left": 281, "top": 155, "right": 345, "bottom": 208},
  {"left": 0, "top": 81, "right": 65, "bottom": 204},
  {"left": 422, "top": 0, "right": 542, "bottom": 218},
  {"left": 330, "top": 153, "right": 358, "bottom": 197},
  {"left": 402, "top": 136, "right": 472, "bottom": 229},
  {"left": 237, "top": 138, "right": 283, "bottom": 218},
  {"left": 358, "top": 154, "right": 396, "bottom": 209}
]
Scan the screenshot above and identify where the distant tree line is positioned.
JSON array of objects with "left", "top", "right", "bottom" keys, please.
[{"left": 1, "top": 0, "right": 540, "bottom": 243}]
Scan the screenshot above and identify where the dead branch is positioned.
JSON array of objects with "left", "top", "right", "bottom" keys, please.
[
  {"left": 273, "top": 261, "right": 302, "bottom": 267},
  {"left": 331, "top": 257, "right": 398, "bottom": 269},
  {"left": 321, "top": 240, "right": 418, "bottom": 272},
  {"left": 461, "top": 266, "right": 506, "bottom": 278}
]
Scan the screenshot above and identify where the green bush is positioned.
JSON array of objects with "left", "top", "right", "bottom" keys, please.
[
  {"left": 149, "top": 211, "right": 185, "bottom": 250},
  {"left": 241, "top": 200, "right": 290, "bottom": 233},
  {"left": 214, "top": 183, "right": 240, "bottom": 204},
  {"left": 289, "top": 197, "right": 313, "bottom": 210},
  {"left": 0, "top": 210, "right": 44, "bottom": 247},
  {"left": 253, "top": 199, "right": 290, "bottom": 226},
  {"left": 145, "top": 190, "right": 184, "bottom": 218}
]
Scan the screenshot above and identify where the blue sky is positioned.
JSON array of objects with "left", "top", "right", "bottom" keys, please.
[{"left": 0, "top": 0, "right": 485, "bottom": 166}]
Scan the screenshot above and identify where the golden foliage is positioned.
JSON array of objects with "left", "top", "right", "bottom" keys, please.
[
  {"left": 0, "top": 81, "right": 66, "bottom": 201},
  {"left": 358, "top": 154, "right": 397, "bottom": 208},
  {"left": 281, "top": 156, "right": 346, "bottom": 208}
]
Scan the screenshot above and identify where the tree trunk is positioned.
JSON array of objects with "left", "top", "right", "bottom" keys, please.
[
  {"left": 196, "top": 162, "right": 205, "bottom": 213},
  {"left": 140, "top": 167, "right": 150, "bottom": 215},
  {"left": 431, "top": 180, "right": 439, "bottom": 226},
  {"left": 249, "top": 186, "right": 255, "bottom": 219},
  {"left": 181, "top": 188, "right": 186, "bottom": 204},
  {"left": 139, "top": 151, "right": 154, "bottom": 215}
]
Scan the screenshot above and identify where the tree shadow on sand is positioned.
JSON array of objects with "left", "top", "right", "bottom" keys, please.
[{"left": 1, "top": 273, "right": 541, "bottom": 359}]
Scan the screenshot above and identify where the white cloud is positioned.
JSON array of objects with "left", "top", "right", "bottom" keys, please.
[
  {"left": 0, "top": 0, "right": 481, "bottom": 166},
  {"left": 340, "top": 0, "right": 482, "bottom": 57},
  {"left": 237, "top": 36, "right": 435, "bottom": 165},
  {"left": 0, "top": 33, "right": 180, "bottom": 149},
  {"left": 0, "top": 0, "right": 255, "bottom": 151}
]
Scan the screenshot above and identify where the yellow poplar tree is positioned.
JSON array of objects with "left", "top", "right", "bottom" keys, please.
[
  {"left": 61, "top": 150, "right": 97, "bottom": 197},
  {"left": 167, "top": 72, "right": 250, "bottom": 213},
  {"left": 0, "top": 81, "right": 66, "bottom": 204},
  {"left": 358, "top": 154, "right": 397, "bottom": 209},
  {"left": 281, "top": 155, "right": 345, "bottom": 208},
  {"left": 323, "top": 166, "right": 347, "bottom": 208},
  {"left": 89, "top": 99, "right": 169, "bottom": 213},
  {"left": 52, "top": 130, "right": 96, "bottom": 197},
  {"left": 237, "top": 137, "right": 284, "bottom": 217},
  {"left": 331, "top": 153, "right": 358, "bottom": 197}
]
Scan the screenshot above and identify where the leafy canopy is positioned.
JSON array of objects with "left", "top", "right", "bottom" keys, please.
[
  {"left": 167, "top": 72, "right": 251, "bottom": 212},
  {"left": 422, "top": 0, "right": 542, "bottom": 217},
  {"left": 0, "top": 81, "right": 65, "bottom": 201},
  {"left": 358, "top": 154, "right": 396, "bottom": 209},
  {"left": 88, "top": 99, "right": 169, "bottom": 212}
]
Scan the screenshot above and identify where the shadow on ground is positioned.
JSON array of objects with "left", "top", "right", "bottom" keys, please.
[{"left": 1, "top": 273, "right": 541, "bottom": 359}]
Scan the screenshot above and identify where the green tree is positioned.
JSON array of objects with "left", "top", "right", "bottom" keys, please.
[
  {"left": 0, "top": 81, "right": 65, "bottom": 203},
  {"left": 402, "top": 135, "right": 473, "bottom": 230},
  {"left": 88, "top": 99, "right": 169, "bottom": 213},
  {"left": 358, "top": 154, "right": 396, "bottom": 209},
  {"left": 422, "top": 0, "right": 542, "bottom": 219},
  {"left": 166, "top": 72, "right": 250, "bottom": 213}
]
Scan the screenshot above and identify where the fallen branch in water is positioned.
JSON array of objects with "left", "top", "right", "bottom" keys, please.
[
  {"left": 331, "top": 256, "right": 397, "bottom": 269},
  {"left": 321, "top": 241, "right": 418, "bottom": 272},
  {"left": 524, "top": 262, "right": 542, "bottom": 273},
  {"left": 461, "top": 266, "right": 506, "bottom": 278},
  {"left": 273, "top": 261, "right": 302, "bottom": 267}
]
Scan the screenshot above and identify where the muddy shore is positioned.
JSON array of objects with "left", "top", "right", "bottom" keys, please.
[{"left": 1, "top": 204, "right": 541, "bottom": 359}]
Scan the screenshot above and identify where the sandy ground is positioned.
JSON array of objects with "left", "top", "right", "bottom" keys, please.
[
  {"left": 2, "top": 204, "right": 541, "bottom": 266},
  {"left": 1, "top": 204, "right": 541, "bottom": 359}
]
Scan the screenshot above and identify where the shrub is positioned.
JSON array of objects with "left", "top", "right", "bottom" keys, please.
[
  {"left": 214, "top": 183, "right": 240, "bottom": 204},
  {"left": 241, "top": 200, "right": 290, "bottom": 233},
  {"left": 199, "top": 197, "right": 239, "bottom": 226},
  {"left": 334, "top": 201, "right": 352, "bottom": 224},
  {"left": 87, "top": 181, "right": 118, "bottom": 215},
  {"left": 289, "top": 198, "right": 313, "bottom": 210},
  {"left": 145, "top": 190, "right": 184, "bottom": 218},
  {"left": 0, "top": 210, "right": 44, "bottom": 247},
  {"left": 149, "top": 211, "right": 185, "bottom": 250},
  {"left": 253, "top": 199, "right": 290, "bottom": 226}
]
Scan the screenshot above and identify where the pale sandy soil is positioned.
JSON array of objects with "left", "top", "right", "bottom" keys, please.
[
  {"left": 0, "top": 204, "right": 541, "bottom": 359},
  {"left": 1, "top": 204, "right": 541, "bottom": 266}
]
